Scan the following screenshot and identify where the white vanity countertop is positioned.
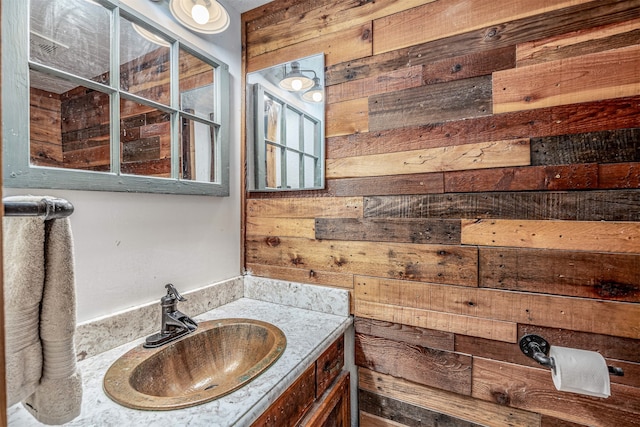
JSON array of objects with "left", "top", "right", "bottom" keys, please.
[{"left": 8, "top": 297, "right": 352, "bottom": 426}]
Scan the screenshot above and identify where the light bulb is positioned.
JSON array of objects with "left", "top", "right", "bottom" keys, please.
[
  {"left": 312, "top": 91, "right": 323, "bottom": 102},
  {"left": 291, "top": 79, "right": 303, "bottom": 91},
  {"left": 191, "top": 4, "right": 210, "bottom": 24}
]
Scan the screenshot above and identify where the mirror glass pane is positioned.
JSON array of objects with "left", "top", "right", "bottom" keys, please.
[
  {"left": 179, "top": 49, "right": 215, "bottom": 120},
  {"left": 30, "top": 0, "right": 111, "bottom": 84},
  {"left": 120, "top": 18, "right": 171, "bottom": 105},
  {"left": 247, "top": 53, "right": 324, "bottom": 191},
  {"left": 180, "top": 118, "right": 217, "bottom": 182}
]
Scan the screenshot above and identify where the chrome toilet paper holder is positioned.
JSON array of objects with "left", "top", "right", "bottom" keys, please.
[{"left": 519, "top": 334, "right": 624, "bottom": 376}]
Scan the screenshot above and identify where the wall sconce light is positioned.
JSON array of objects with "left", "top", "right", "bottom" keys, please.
[
  {"left": 302, "top": 77, "right": 324, "bottom": 103},
  {"left": 169, "top": 0, "right": 230, "bottom": 34},
  {"left": 279, "top": 62, "right": 315, "bottom": 92}
]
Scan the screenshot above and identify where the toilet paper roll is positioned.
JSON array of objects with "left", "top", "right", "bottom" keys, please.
[{"left": 549, "top": 346, "right": 611, "bottom": 398}]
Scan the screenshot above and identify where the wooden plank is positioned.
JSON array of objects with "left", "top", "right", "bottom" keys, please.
[
  {"left": 364, "top": 190, "right": 640, "bottom": 222},
  {"left": 479, "top": 247, "right": 640, "bottom": 302},
  {"left": 444, "top": 164, "right": 599, "bottom": 193},
  {"left": 493, "top": 44, "right": 640, "bottom": 113},
  {"left": 246, "top": 217, "right": 316, "bottom": 239},
  {"left": 302, "top": 372, "right": 350, "bottom": 427},
  {"left": 315, "top": 336, "right": 344, "bottom": 398},
  {"left": 531, "top": 128, "right": 640, "bottom": 166},
  {"left": 359, "top": 368, "right": 542, "bottom": 427},
  {"left": 247, "top": 237, "right": 478, "bottom": 286},
  {"left": 327, "top": 139, "right": 530, "bottom": 179},
  {"left": 327, "top": 0, "right": 640, "bottom": 85},
  {"left": 368, "top": 76, "right": 493, "bottom": 131},
  {"left": 354, "top": 276, "right": 640, "bottom": 339},
  {"left": 245, "top": 264, "right": 354, "bottom": 290},
  {"left": 472, "top": 357, "right": 640, "bottom": 427},
  {"left": 359, "top": 412, "right": 408, "bottom": 427},
  {"left": 327, "top": 173, "right": 444, "bottom": 197},
  {"left": 315, "top": 218, "right": 461, "bottom": 245},
  {"left": 517, "top": 18, "right": 640, "bottom": 67},
  {"left": 246, "top": 0, "right": 432, "bottom": 59},
  {"left": 461, "top": 218, "right": 640, "bottom": 253},
  {"left": 423, "top": 46, "right": 515, "bottom": 85},
  {"left": 354, "top": 317, "right": 455, "bottom": 352},
  {"left": 372, "top": 0, "right": 592, "bottom": 54},
  {"left": 325, "top": 97, "right": 368, "bottom": 138},
  {"left": 326, "top": 66, "right": 423, "bottom": 105},
  {"left": 246, "top": 197, "right": 363, "bottom": 218},
  {"left": 359, "top": 388, "right": 482, "bottom": 427},
  {"left": 246, "top": 23, "right": 372, "bottom": 73},
  {"left": 326, "top": 96, "right": 640, "bottom": 159},
  {"left": 355, "top": 300, "right": 517, "bottom": 343},
  {"left": 599, "top": 162, "right": 640, "bottom": 189},
  {"left": 355, "top": 333, "right": 472, "bottom": 395}
]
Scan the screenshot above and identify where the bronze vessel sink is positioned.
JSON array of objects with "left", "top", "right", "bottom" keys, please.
[{"left": 103, "top": 318, "right": 287, "bottom": 410}]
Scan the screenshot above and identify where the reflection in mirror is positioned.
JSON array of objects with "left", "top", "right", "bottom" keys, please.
[{"left": 246, "top": 54, "right": 325, "bottom": 191}]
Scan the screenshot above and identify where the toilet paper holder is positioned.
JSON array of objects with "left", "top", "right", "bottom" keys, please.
[{"left": 519, "top": 334, "right": 624, "bottom": 376}]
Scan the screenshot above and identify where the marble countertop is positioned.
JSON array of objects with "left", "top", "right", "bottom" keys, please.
[{"left": 9, "top": 296, "right": 352, "bottom": 426}]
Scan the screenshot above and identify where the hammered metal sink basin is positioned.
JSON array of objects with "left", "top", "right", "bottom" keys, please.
[{"left": 103, "top": 318, "right": 286, "bottom": 410}]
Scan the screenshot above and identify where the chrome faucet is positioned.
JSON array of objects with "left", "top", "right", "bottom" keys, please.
[{"left": 144, "top": 284, "right": 198, "bottom": 348}]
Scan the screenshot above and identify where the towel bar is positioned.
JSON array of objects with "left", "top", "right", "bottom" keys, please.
[{"left": 3, "top": 197, "right": 74, "bottom": 220}]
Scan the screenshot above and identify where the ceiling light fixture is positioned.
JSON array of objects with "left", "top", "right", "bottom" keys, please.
[
  {"left": 302, "top": 77, "right": 324, "bottom": 103},
  {"left": 169, "top": 0, "right": 230, "bottom": 34},
  {"left": 278, "top": 62, "right": 315, "bottom": 92}
]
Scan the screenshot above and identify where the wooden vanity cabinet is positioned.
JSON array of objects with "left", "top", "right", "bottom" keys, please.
[{"left": 252, "top": 335, "right": 350, "bottom": 427}]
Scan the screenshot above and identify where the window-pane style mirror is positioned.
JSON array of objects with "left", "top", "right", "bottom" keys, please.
[{"left": 246, "top": 54, "right": 325, "bottom": 191}]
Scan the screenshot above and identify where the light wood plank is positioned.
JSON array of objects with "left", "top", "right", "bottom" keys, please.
[
  {"left": 494, "top": 44, "right": 640, "bottom": 113},
  {"left": 359, "top": 368, "right": 541, "bottom": 427},
  {"left": 461, "top": 219, "right": 640, "bottom": 253},
  {"left": 373, "top": 0, "right": 592, "bottom": 54},
  {"left": 355, "top": 300, "right": 517, "bottom": 343},
  {"left": 246, "top": 217, "right": 315, "bottom": 239},
  {"left": 354, "top": 276, "right": 640, "bottom": 339},
  {"left": 326, "top": 97, "right": 369, "bottom": 138},
  {"left": 246, "top": 197, "right": 363, "bottom": 218},
  {"left": 245, "top": 263, "right": 354, "bottom": 290},
  {"left": 360, "top": 411, "right": 408, "bottom": 427},
  {"left": 327, "top": 139, "right": 531, "bottom": 179}
]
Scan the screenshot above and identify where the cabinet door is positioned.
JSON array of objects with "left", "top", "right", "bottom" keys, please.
[{"left": 300, "top": 372, "right": 350, "bottom": 427}]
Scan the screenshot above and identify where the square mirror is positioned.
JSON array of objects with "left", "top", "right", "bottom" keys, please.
[{"left": 246, "top": 54, "right": 325, "bottom": 191}]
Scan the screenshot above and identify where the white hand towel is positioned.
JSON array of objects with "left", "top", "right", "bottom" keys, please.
[{"left": 4, "top": 196, "right": 82, "bottom": 425}]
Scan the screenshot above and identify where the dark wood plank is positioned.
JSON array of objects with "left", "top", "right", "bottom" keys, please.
[
  {"left": 354, "top": 317, "right": 455, "bottom": 352},
  {"left": 479, "top": 247, "right": 640, "bottom": 302},
  {"left": 444, "top": 164, "right": 599, "bottom": 193},
  {"left": 355, "top": 333, "right": 472, "bottom": 395},
  {"left": 531, "top": 128, "right": 640, "bottom": 166},
  {"left": 599, "top": 162, "right": 640, "bottom": 189},
  {"left": 368, "top": 75, "right": 492, "bottom": 131},
  {"left": 316, "top": 336, "right": 344, "bottom": 398},
  {"left": 315, "top": 218, "right": 461, "bottom": 245},
  {"left": 359, "top": 388, "right": 482, "bottom": 427},
  {"left": 423, "top": 46, "right": 515, "bottom": 85},
  {"left": 364, "top": 190, "right": 640, "bottom": 221},
  {"left": 327, "top": 96, "right": 640, "bottom": 159}
]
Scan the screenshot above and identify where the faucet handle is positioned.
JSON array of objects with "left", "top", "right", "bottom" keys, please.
[{"left": 165, "top": 283, "right": 186, "bottom": 302}]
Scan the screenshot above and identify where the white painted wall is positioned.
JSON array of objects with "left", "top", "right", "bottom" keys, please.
[{"left": 4, "top": 0, "right": 243, "bottom": 323}]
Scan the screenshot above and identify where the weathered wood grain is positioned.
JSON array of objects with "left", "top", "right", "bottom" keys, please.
[
  {"left": 327, "top": 173, "right": 444, "bottom": 197},
  {"left": 247, "top": 237, "right": 478, "bottom": 286},
  {"left": 599, "top": 162, "right": 640, "bottom": 189},
  {"left": 462, "top": 218, "right": 640, "bottom": 253},
  {"left": 359, "top": 412, "right": 407, "bottom": 427},
  {"left": 326, "top": 96, "right": 640, "bottom": 159},
  {"left": 355, "top": 300, "right": 517, "bottom": 343},
  {"left": 246, "top": 217, "right": 316, "bottom": 239},
  {"left": 355, "top": 276, "right": 640, "bottom": 339},
  {"left": 364, "top": 190, "right": 640, "bottom": 221},
  {"left": 325, "top": 97, "right": 369, "bottom": 138},
  {"left": 355, "top": 333, "right": 472, "bottom": 395},
  {"left": 493, "top": 44, "right": 640, "bottom": 113},
  {"left": 246, "top": 23, "right": 372, "bottom": 73},
  {"left": 354, "top": 317, "right": 454, "bottom": 352},
  {"left": 368, "top": 76, "right": 492, "bottom": 131},
  {"left": 359, "top": 368, "right": 542, "bottom": 427},
  {"left": 373, "top": 0, "right": 592, "bottom": 54},
  {"left": 246, "top": 197, "right": 363, "bottom": 218},
  {"left": 315, "top": 218, "right": 461, "bottom": 245},
  {"left": 326, "top": 66, "right": 423, "bottom": 105},
  {"left": 531, "top": 128, "right": 640, "bottom": 166},
  {"left": 479, "top": 247, "right": 640, "bottom": 301},
  {"left": 245, "top": 263, "right": 354, "bottom": 290},
  {"left": 326, "top": 139, "right": 530, "bottom": 179},
  {"left": 444, "top": 164, "right": 599, "bottom": 193},
  {"left": 472, "top": 357, "right": 640, "bottom": 426},
  {"left": 517, "top": 18, "right": 640, "bottom": 66},
  {"left": 423, "top": 46, "right": 515, "bottom": 85},
  {"left": 359, "top": 388, "right": 481, "bottom": 427}
]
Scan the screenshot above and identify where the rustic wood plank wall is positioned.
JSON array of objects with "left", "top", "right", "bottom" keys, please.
[{"left": 242, "top": 1, "right": 640, "bottom": 425}]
